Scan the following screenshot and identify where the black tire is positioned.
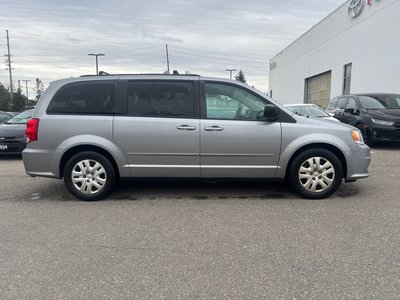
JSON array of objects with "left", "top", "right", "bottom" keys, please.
[
  {"left": 357, "top": 124, "right": 373, "bottom": 146},
  {"left": 289, "top": 148, "right": 343, "bottom": 199},
  {"left": 63, "top": 151, "right": 116, "bottom": 201}
]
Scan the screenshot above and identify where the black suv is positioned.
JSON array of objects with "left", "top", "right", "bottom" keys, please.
[{"left": 326, "top": 93, "right": 400, "bottom": 145}]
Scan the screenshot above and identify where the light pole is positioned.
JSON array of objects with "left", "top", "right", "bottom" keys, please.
[
  {"left": 88, "top": 53, "right": 105, "bottom": 75},
  {"left": 22, "top": 80, "right": 30, "bottom": 99},
  {"left": 225, "top": 68, "right": 237, "bottom": 80}
]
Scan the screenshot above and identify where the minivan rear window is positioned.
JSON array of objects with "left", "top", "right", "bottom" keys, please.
[{"left": 47, "top": 82, "right": 115, "bottom": 114}]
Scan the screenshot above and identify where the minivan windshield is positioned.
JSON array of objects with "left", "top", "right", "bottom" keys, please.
[
  {"left": 5, "top": 109, "right": 33, "bottom": 124},
  {"left": 359, "top": 95, "right": 400, "bottom": 110}
]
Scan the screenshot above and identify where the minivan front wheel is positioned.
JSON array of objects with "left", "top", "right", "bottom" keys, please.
[
  {"left": 64, "top": 151, "right": 116, "bottom": 201},
  {"left": 356, "top": 124, "right": 372, "bottom": 146},
  {"left": 289, "top": 149, "right": 343, "bottom": 199}
]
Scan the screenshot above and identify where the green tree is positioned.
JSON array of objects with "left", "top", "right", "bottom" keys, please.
[
  {"left": 235, "top": 70, "right": 247, "bottom": 84},
  {"left": 0, "top": 82, "right": 11, "bottom": 111},
  {"left": 33, "top": 78, "right": 45, "bottom": 101},
  {"left": 11, "top": 86, "right": 28, "bottom": 112}
]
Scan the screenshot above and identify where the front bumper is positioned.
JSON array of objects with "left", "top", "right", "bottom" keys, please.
[
  {"left": 371, "top": 124, "right": 400, "bottom": 142},
  {"left": 345, "top": 142, "right": 371, "bottom": 182}
]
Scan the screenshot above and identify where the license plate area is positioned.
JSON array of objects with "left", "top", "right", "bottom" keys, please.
[{"left": 0, "top": 144, "right": 8, "bottom": 150}]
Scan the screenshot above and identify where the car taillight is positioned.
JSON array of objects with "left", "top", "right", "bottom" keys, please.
[{"left": 26, "top": 118, "right": 39, "bottom": 143}]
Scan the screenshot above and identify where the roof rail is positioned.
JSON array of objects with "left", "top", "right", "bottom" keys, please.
[{"left": 80, "top": 72, "right": 200, "bottom": 77}]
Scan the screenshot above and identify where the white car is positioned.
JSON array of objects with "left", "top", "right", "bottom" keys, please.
[{"left": 285, "top": 104, "right": 339, "bottom": 122}]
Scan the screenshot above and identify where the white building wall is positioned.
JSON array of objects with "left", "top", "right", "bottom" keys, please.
[{"left": 269, "top": 0, "right": 400, "bottom": 104}]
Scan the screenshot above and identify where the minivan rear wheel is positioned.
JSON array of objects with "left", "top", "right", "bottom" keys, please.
[
  {"left": 289, "top": 149, "right": 343, "bottom": 199},
  {"left": 63, "top": 151, "right": 116, "bottom": 201}
]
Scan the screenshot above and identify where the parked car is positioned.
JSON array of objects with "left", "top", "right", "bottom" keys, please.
[
  {"left": 23, "top": 75, "right": 370, "bottom": 201},
  {"left": 0, "top": 111, "right": 14, "bottom": 124},
  {"left": 285, "top": 104, "right": 340, "bottom": 122},
  {"left": 0, "top": 109, "right": 33, "bottom": 155},
  {"left": 326, "top": 93, "right": 400, "bottom": 145}
]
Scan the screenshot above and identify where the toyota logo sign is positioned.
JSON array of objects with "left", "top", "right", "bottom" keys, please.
[{"left": 348, "top": 0, "right": 366, "bottom": 18}]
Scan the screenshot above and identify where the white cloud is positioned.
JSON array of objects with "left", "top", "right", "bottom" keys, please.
[{"left": 0, "top": 0, "right": 344, "bottom": 96}]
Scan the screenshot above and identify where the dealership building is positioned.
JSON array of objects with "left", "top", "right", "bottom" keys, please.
[{"left": 269, "top": 0, "right": 400, "bottom": 106}]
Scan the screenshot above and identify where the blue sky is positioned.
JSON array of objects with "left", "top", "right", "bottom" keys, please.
[{"left": 0, "top": 0, "right": 345, "bottom": 97}]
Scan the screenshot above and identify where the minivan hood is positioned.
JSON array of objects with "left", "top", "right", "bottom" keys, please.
[
  {"left": 291, "top": 113, "right": 355, "bottom": 130},
  {"left": 366, "top": 109, "right": 400, "bottom": 120}
]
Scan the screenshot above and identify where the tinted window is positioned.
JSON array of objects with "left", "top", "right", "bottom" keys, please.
[
  {"left": 48, "top": 82, "right": 115, "bottom": 114},
  {"left": 336, "top": 97, "right": 348, "bottom": 109},
  {"left": 327, "top": 97, "right": 338, "bottom": 110},
  {"left": 128, "top": 81, "right": 194, "bottom": 118},
  {"left": 345, "top": 98, "right": 357, "bottom": 110},
  {"left": 205, "top": 83, "right": 267, "bottom": 120}
]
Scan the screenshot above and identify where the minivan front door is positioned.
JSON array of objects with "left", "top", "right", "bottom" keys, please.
[
  {"left": 200, "top": 82, "right": 281, "bottom": 178},
  {"left": 113, "top": 80, "right": 200, "bottom": 177}
]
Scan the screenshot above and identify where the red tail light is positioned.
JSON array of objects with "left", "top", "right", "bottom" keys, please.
[{"left": 26, "top": 118, "right": 40, "bottom": 143}]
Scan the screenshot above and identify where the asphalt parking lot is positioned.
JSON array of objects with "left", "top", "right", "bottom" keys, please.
[{"left": 1, "top": 144, "right": 400, "bottom": 299}]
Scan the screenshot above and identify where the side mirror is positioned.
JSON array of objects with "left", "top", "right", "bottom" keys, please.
[
  {"left": 344, "top": 108, "right": 360, "bottom": 115},
  {"left": 263, "top": 104, "right": 280, "bottom": 122}
]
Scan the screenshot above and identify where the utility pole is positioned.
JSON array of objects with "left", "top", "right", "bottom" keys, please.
[
  {"left": 165, "top": 44, "right": 170, "bottom": 74},
  {"left": 22, "top": 80, "right": 30, "bottom": 99},
  {"left": 5, "top": 30, "right": 13, "bottom": 101},
  {"left": 225, "top": 68, "right": 237, "bottom": 80},
  {"left": 88, "top": 53, "right": 104, "bottom": 75}
]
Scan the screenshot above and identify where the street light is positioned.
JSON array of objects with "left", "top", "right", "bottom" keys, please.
[
  {"left": 22, "top": 80, "right": 30, "bottom": 99},
  {"left": 225, "top": 68, "right": 237, "bottom": 80},
  {"left": 88, "top": 53, "right": 105, "bottom": 75}
]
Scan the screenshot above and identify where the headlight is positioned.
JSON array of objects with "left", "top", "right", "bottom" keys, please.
[
  {"left": 371, "top": 118, "right": 394, "bottom": 126},
  {"left": 351, "top": 129, "right": 364, "bottom": 144}
]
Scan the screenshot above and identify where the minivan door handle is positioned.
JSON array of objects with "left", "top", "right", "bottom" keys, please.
[
  {"left": 177, "top": 125, "right": 196, "bottom": 131},
  {"left": 204, "top": 126, "right": 224, "bottom": 131}
]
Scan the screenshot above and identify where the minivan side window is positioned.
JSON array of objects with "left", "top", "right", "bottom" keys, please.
[
  {"left": 327, "top": 97, "right": 338, "bottom": 110},
  {"left": 345, "top": 97, "right": 357, "bottom": 110},
  {"left": 47, "top": 82, "right": 115, "bottom": 114},
  {"left": 127, "top": 81, "right": 194, "bottom": 118},
  {"left": 336, "top": 97, "right": 348, "bottom": 109},
  {"left": 204, "top": 83, "right": 267, "bottom": 120}
]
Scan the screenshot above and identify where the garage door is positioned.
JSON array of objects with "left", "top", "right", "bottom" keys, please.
[{"left": 305, "top": 71, "right": 331, "bottom": 107}]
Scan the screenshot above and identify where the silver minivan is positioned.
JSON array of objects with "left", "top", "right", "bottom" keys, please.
[{"left": 23, "top": 74, "right": 370, "bottom": 200}]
